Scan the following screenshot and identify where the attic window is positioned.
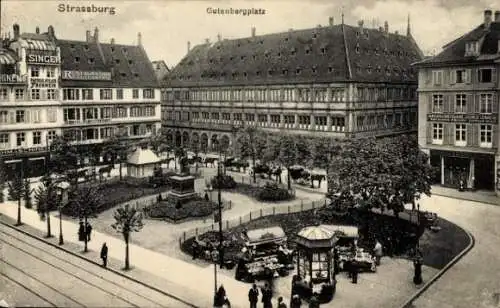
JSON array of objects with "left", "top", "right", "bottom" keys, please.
[
  {"left": 84, "top": 45, "right": 89, "bottom": 50},
  {"left": 282, "top": 69, "right": 288, "bottom": 75},
  {"left": 256, "top": 71, "right": 261, "bottom": 76},
  {"left": 328, "top": 66, "right": 334, "bottom": 73},
  {"left": 291, "top": 48, "right": 297, "bottom": 56},
  {"left": 268, "top": 70, "right": 274, "bottom": 76},
  {"left": 128, "top": 60, "right": 133, "bottom": 64},
  {"left": 243, "top": 72, "right": 248, "bottom": 77},
  {"left": 320, "top": 47, "right": 327, "bottom": 55},
  {"left": 296, "top": 68, "right": 302, "bottom": 75},
  {"left": 134, "top": 73, "right": 139, "bottom": 78},
  {"left": 240, "top": 55, "right": 245, "bottom": 60},
  {"left": 305, "top": 48, "right": 311, "bottom": 55},
  {"left": 70, "top": 44, "right": 75, "bottom": 49},
  {"left": 312, "top": 33, "right": 317, "bottom": 39},
  {"left": 355, "top": 44, "right": 360, "bottom": 54},
  {"left": 122, "top": 48, "right": 128, "bottom": 54},
  {"left": 115, "top": 59, "right": 120, "bottom": 64},
  {"left": 284, "top": 37, "right": 289, "bottom": 42},
  {"left": 74, "top": 56, "right": 80, "bottom": 63},
  {"left": 110, "top": 47, "right": 115, "bottom": 52},
  {"left": 277, "top": 52, "right": 282, "bottom": 57},
  {"left": 120, "top": 72, "right": 126, "bottom": 77},
  {"left": 88, "top": 58, "right": 95, "bottom": 64},
  {"left": 312, "top": 67, "right": 317, "bottom": 74}
]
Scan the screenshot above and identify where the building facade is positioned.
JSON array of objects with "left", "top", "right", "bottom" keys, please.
[
  {"left": 415, "top": 10, "right": 500, "bottom": 193},
  {"left": 161, "top": 17, "right": 423, "bottom": 152},
  {"left": 0, "top": 25, "right": 161, "bottom": 178}
]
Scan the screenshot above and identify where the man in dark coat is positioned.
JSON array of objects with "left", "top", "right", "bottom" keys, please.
[
  {"left": 290, "top": 294, "right": 302, "bottom": 308},
  {"left": 248, "top": 283, "right": 259, "bottom": 308},
  {"left": 78, "top": 221, "right": 85, "bottom": 241},
  {"left": 261, "top": 283, "right": 273, "bottom": 308},
  {"left": 100, "top": 243, "right": 108, "bottom": 267},
  {"left": 85, "top": 222, "right": 92, "bottom": 241}
]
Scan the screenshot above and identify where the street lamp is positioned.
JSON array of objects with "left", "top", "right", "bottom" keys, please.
[
  {"left": 56, "top": 181, "right": 70, "bottom": 245},
  {"left": 413, "top": 202, "right": 423, "bottom": 284}
]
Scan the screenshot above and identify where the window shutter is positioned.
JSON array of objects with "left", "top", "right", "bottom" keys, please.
[
  {"left": 426, "top": 70, "right": 431, "bottom": 84},
  {"left": 466, "top": 124, "right": 473, "bottom": 146},
  {"left": 25, "top": 110, "right": 31, "bottom": 123},
  {"left": 449, "top": 70, "right": 455, "bottom": 85},
  {"left": 492, "top": 93, "right": 498, "bottom": 114},
  {"left": 444, "top": 94, "right": 451, "bottom": 113},
  {"left": 493, "top": 125, "right": 498, "bottom": 148},
  {"left": 443, "top": 124, "right": 449, "bottom": 145},
  {"left": 9, "top": 111, "right": 15, "bottom": 124},
  {"left": 492, "top": 68, "right": 497, "bottom": 84},
  {"left": 426, "top": 123, "right": 433, "bottom": 144},
  {"left": 471, "top": 124, "right": 479, "bottom": 147},
  {"left": 475, "top": 94, "right": 481, "bottom": 113},
  {"left": 467, "top": 93, "right": 474, "bottom": 113},
  {"left": 466, "top": 69, "right": 472, "bottom": 84}
]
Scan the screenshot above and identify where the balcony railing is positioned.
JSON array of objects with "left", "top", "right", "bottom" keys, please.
[{"left": 63, "top": 118, "right": 112, "bottom": 126}]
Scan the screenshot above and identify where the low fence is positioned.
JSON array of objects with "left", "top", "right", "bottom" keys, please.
[{"left": 178, "top": 198, "right": 327, "bottom": 247}]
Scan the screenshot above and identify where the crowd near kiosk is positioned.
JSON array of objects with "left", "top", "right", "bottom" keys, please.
[{"left": 235, "top": 226, "right": 293, "bottom": 282}]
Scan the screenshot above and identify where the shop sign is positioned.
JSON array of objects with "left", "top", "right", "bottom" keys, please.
[
  {"left": 26, "top": 54, "right": 60, "bottom": 64},
  {"left": 427, "top": 113, "right": 498, "bottom": 124},
  {"left": 0, "top": 74, "right": 27, "bottom": 84},
  {"left": 30, "top": 78, "right": 57, "bottom": 88},
  {"left": 0, "top": 146, "right": 48, "bottom": 157},
  {"left": 62, "top": 70, "right": 111, "bottom": 81}
]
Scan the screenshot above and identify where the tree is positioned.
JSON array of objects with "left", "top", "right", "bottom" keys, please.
[
  {"left": 276, "top": 134, "right": 300, "bottom": 190},
  {"left": 327, "top": 136, "right": 434, "bottom": 215},
  {"left": 49, "top": 135, "right": 80, "bottom": 182},
  {"left": 0, "top": 162, "right": 6, "bottom": 202},
  {"left": 148, "top": 130, "right": 168, "bottom": 155},
  {"left": 102, "top": 131, "right": 132, "bottom": 181},
  {"left": 34, "top": 175, "right": 58, "bottom": 238},
  {"left": 237, "top": 126, "right": 267, "bottom": 183},
  {"left": 67, "top": 185, "right": 102, "bottom": 252},
  {"left": 111, "top": 203, "right": 144, "bottom": 270},
  {"left": 23, "top": 178, "right": 33, "bottom": 209},
  {"left": 7, "top": 172, "right": 24, "bottom": 226}
]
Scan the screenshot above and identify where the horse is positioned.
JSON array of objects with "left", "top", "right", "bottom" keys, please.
[{"left": 98, "top": 165, "right": 114, "bottom": 178}]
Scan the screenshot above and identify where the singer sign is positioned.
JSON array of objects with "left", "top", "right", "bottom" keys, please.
[{"left": 26, "top": 54, "right": 60, "bottom": 64}]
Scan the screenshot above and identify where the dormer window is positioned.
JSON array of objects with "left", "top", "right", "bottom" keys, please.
[
  {"left": 243, "top": 72, "right": 248, "bottom": 77},
  {"left": 265, "top": 52, "right": 270, "bottom": 58},
  {"left": 74, "top": 57, "right": 80, "bottom": 63},
  {"left": 465, "top": 41, "right": 480, "bottom": 56},
  {"left": 122, "top": 48, "right": 128, "bottom": 54},
  {"left": 240, "top": 55, "right": 245, "bottom": 60},
  {"left": 355, "top": 44, "right": 360, "bottom": 54},
  {"left": 134, "top": 73, "right": 139, "bottom": 78},
  {"left": 253, "top": 54, "right": 257, "bottom": 60},
  {"left": 232, "top": 72, "right": 238, "bottom": 78},
  {"left": 84, "top": 45, "right": 89, "bottom": 50},
  {"left": 320, "top": 47, "right": 327, "bottom": 55},
  {"left": 110, "top": 47, "right": 115, "bottom": 52},
  {"left": 209, "top": 58, "right": 214, "bottom": 64},
  {"left": 259, "top": 40, "right": 264, "bottom": 44},
  {"left": 128, "top": 60, "right": 133, "bottom": 64},
  {"left": 312, "top": 67, "right": 317, "bottom": 74},
  {"left": 256, "top": 71, "right": 261, "bottom": 76},
  {"left": 268, "top": 70, "right": 273, "bottom": 76},
  {"left": 284, "top": 37, "right": 289, "bottom": 42},
  {"left": 230, "top": 56, "right": 234, "bottom": 61},
  {"left": 120, "top": 72, "right": 126, "bottom": 77},
  {"left": 305, "top": 48, "right": 311, "bottom": 55},
  {"left": 296, "top": 68, "right": 302, "bottom": 75},
  {"left": 115, "top": 59, "right": 120, "bottom": 64},
  {"left": 291, "top": 48, "right": 296, "bottom": 56},
  {"left": 237, "top": 43, "right": 241, "bottom": 47},
  {"left": 282, "top": 69, "right": 288, "bottom": 75},
  {"left": 277, "top": 52, "right": 281, "bottom": 57},
  {"left": 328, "top": 66, "right": 333, "bottom": 73},
  {"left": 312, "top": 33, "right": 317, "bottom": 39},
  {"left": 367, "top": 65, "right": 372, "bottom": 74},
  {"left": 70, "top": 44, "right": 75, "bottom": 49},
  {"left": 356, "top": 31, "right": 360, "bottom": 38},
  {"left": 88, "top": 58, "right": 95, "bottom": 64}
]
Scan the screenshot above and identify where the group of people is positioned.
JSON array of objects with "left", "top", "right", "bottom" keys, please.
[
  {"left": 78, "top": 221, "right": 93, "bottom": 242},
  {"left": 248, "top": 283, "right": 291, "bottom": 308}
]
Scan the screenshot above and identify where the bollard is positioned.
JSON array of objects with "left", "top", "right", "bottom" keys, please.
[
  {"left": 288, "top": 205, "right": 290, "bottom": 214},
  {"left": 260, "top": 209, "right": 263, "bottom": 217},
  {"left": 273, "top": 207, "right": 276, "bottom": 215},
  {"left": 179, "top": 238, "right": 182, "bottom": 248},
  {"left": 183, "top": 232, "right": 186, "bottom": 241}
]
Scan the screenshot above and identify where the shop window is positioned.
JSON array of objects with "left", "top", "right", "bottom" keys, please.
[
  {"left": 480, "top": 125, "right": 492, "bottom": 148},
  {"left": 432, "top": 123, "right": 443, "bottom": 144}
]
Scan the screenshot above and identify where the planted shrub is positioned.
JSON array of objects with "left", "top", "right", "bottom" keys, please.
[
  {"left": 211, "top": 174, "right": 237, "bottom": 189},
  {"left": 257, "top": 182, "right": 293, "bottom": 202},
  {"left": 147, "top": 197, "right": 216, "bottom": 220}
]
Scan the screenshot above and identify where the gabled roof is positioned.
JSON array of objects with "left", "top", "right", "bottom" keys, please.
[
  {"left": 414, "top": 22, "right": 500, "bottom": 67},
  {"left": 58, "top": 40, "right": 159, "bottom": 88},
  {"left": 163, "top": 23, "right": 422, "bottom": 87}
]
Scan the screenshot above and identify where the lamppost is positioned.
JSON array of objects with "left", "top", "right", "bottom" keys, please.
[
  {"left": 214, "top": 141, "right": 224, "bottom": 269},
  {"left": 413, "top": 202, "right": 423, "bottom": 284},
  {"left": 56, "top": 181, "right": 70, "bottom": 245}
]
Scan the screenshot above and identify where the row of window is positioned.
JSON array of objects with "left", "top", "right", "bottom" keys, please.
[
  {"left": 356, "top": 112, "right": 417, "bottom": 131},
  {"left": 30, "top": 66, "right": 56, "bottom": 78},
  {"left": 0, "top": 109, "right": 57, "bottom": 124},
  {"left": 163, "top": 87, "right": 348, "bottom": 102},
  {"left": 63, "top": 106, "right": 156, "bottom": 122},
  {"left": 63, "top": 88, "right": 155, "bottom": 101},
  {"left": 430, "top": 67, "right": 496, "bottom": 85},
  {"left": 432, "top": 93, "right": 495, "bottom": 114},
  {"left": 431, "top": 123, "right": 493, "bottom": 147},
  {"left": 356, "top": 87, "right": 417, "bottom": 101},
  {"left": 62, "top": 124, "right": 155, "bottom": 141},
  {"left": 0, "top": 130, "right": 57, "bottom": 148},
  {"left": 0, "top": 88, "right": 57, "bottom": 101}
]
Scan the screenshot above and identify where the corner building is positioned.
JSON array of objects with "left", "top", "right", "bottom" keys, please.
[
  {"left": 0, "top": 25, "right": 161, "bottom": 178},
  {"left": 414, "top": 10, "right": 500, "bottom": 193},
  {"left": 161, "top": 17, "right": 423, "bottom": 151}
]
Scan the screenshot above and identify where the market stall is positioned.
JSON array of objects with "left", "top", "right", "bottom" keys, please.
[{"left": 235, "top": 226, "right": 293, "bottom": 282}]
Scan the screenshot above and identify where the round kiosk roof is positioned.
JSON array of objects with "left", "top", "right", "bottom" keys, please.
[{"left": 295, "top": 225, "right": 338, "bottom": 249}]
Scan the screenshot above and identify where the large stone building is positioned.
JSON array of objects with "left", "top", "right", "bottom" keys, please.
[
  {"left": 414, "top": 9, "right": 500, "bottom": 193},
  {"left": 161, "top": 16, "right": 423, "bottom": 152},
  {"left": 0, "top": 24, "right": 161, "bottom": 178}
]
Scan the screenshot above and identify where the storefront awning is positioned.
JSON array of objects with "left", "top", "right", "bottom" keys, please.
[
  {"left": 0, "top": 52, "right": 17, "bottom": 64},
  {"left": 21, "top": 39, "right": 57, "bottom": 51}
]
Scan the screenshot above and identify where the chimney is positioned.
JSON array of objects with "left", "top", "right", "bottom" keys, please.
[
  {"left": 12, "top": 24, "right": 20, "bottom": 40},
  {"left": 384, "top": 21, "right": 389, "bottom": 33},
  {"left": 187, "top": 41, "right": 191, "bottom": 52},
  {"left": 217, "top": 33, "right": 221, "bottom": 42},
  {"left": 94, "top": 27, "right": 99, "bottom": 42},
  {"left": 329, "top": 17, "right": 334, "bottom": 26},
  {"left": 86, "top": 30, "right": 92, "bottom": 42},
  {"left": 251, "top": 27, "right": 256, "bottom": 37},
  {"left": 205, "top": 38, "right": 210, "bottom": 44},
  {"left": 358, "top": 20, "right": 364, "bottom": 32},
  {"left": 35, "top": 27, "right": 40, "bottom": 34},
  {"left": 110, "top": 38, "right": 115, "bottom": 44},
  {"left": 137, "top": 32, "right": 142, "bottom": 46},
  {"left": 494, "top": 10, "right": 500, "bottom": 22},
  {"left": 484, "top": 9, "right": 493, "bottom": 28},
  {"left": 48, "top": 25, "right": 55, "bottom": 39}
]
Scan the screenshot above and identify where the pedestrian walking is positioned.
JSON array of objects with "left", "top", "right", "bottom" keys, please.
[
  {"left": 100, "top": 242, "right": 108, "bottom": 268},
  {"left": 248, "top": 284, "right": 259, "bottom": 308},
  {"left": 78, "top": 221, "right": 85, "bottom": 241},
  {"left": 290, "top": 294, "right": 302, "bottom": 308},
  {"left": 261, "top": 283, "right": 273, "bottom": 308},
  {"left": 192, "top": 240, "right": 199, "bottom": 260},
  {"left": 374, "top": 240, "right": 383, "bottom": 265},
  {"left": 277, "top": 296, "right": 287, "bottom": 308},
  {"left": 86, "top": 222, "right": 92, "bottom": 242},
  {"left": 351, "top": 261, "right": 359, "bottom": 284}
]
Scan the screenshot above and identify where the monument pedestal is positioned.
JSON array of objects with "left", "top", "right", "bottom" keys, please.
[{"left": 168, "top": 175, "right": 197, "bottom": 204}]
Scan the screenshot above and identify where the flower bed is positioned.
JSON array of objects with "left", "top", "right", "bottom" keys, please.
[
  {"left": 211, "top": 174, "right": 237, "bottom": 189},
  {"left": 145, "top": 196, "right": 217, "bottom": 221},
  {"left": 257, "top": 182, "right": 294, "bottom": 202}
]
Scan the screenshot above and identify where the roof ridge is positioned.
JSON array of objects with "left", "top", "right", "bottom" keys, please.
[{"left": 341, "top": 23, "right": 352, "bottom": 80}]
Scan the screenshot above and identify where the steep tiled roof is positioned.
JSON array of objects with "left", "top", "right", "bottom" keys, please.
[
  {"left": 164, "top": 24, "right": 422, "bottom": 87},
  {"left": 415, "top": 22, "right": 500, "bottom": 66},
  {"left": 59, "top": 39, "right": 159, "bottom": 88}
]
